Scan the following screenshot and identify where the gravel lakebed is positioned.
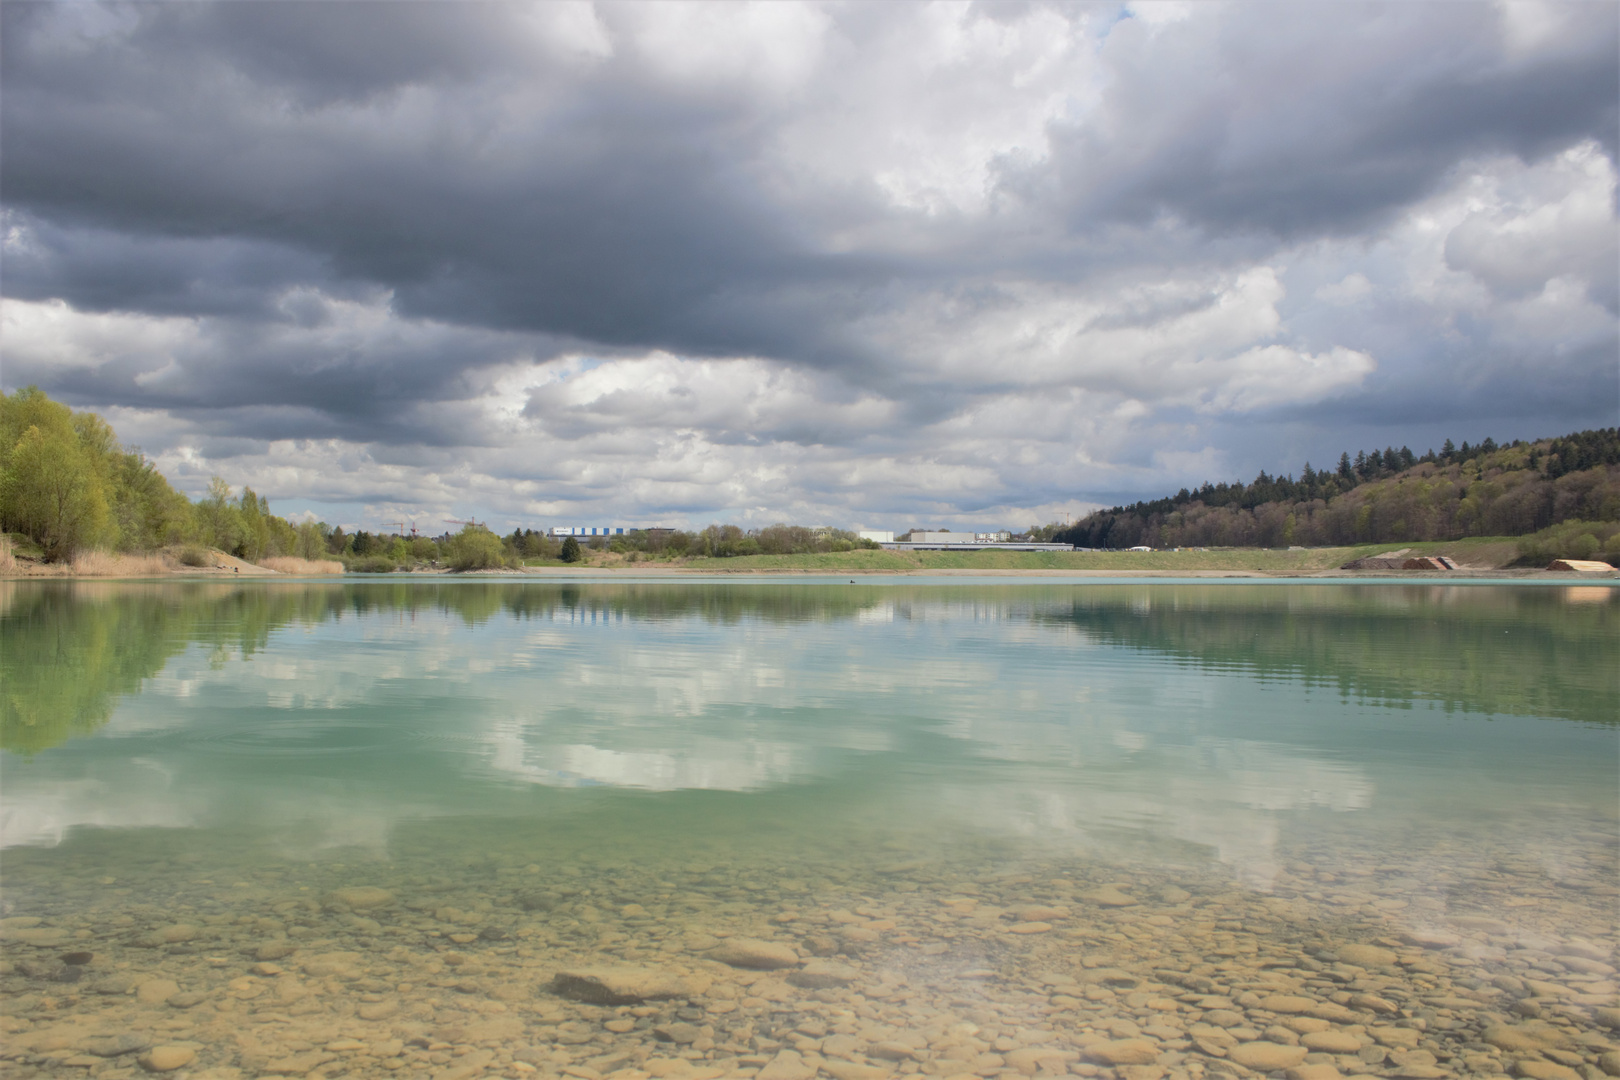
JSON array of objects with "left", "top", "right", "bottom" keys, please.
[{"left": 2, "top": 823, "right": 1615, "bottom": 1080}]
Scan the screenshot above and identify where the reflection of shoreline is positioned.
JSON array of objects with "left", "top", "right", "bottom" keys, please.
[
  {"left": 4, "top": 580, "right": 1613, "bottom": 761},
  {"left": 1037, "top": 588, "right": 1616, "bottom": 725}
]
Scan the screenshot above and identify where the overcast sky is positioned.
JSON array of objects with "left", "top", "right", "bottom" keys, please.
[{"left": 3, "top": 1, "right": 1616, "bottom": 533}]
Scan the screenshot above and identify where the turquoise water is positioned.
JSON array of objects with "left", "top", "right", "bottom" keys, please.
[{"left": 1, "top": 580, "right": 1615, "bottom": 1080}]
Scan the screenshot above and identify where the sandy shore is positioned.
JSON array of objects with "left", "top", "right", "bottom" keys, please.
[
  {"left": 4, "top": 551, "right": 1615, "bottom": 582},
  {"left": 3, "top": 564, "right": 1615, "bottom": 581},
  {"left": 498, "top": 566, "right": 1616, "bottom": 580}
]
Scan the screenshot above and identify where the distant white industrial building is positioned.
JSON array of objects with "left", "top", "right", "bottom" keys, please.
[
  {"left": 858, "top": 530, "right": 895, "bottom": 543},
  {"left": 904, "top": 530, "right": 1011, "bottom": 543},
  {"left": 550, "top": 526, "right": 626, "bottom": 536},
  {"left": 883, "top": 527, "right": 1070, "bottom": 552}
]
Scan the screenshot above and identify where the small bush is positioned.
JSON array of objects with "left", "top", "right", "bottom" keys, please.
[
  {"left": 445, "top": 525, "right": 506, "bottom": 570},
  {"left": 347, "top": 555, "right": 400, "bottom": 574},
  {"left": 178, "top": 546, "right": 212, "bottom": 567}
]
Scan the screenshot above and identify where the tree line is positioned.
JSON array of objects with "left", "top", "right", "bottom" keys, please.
[
  {"left": 16, "top": 384, "right": 1611, "bottom": 570},
  {"left": 1054, "top": 428, "right": 1620, "bottom": 556},
  {"left": 502, "top": 523, "right": 879, "bottom": 564},
  {"left": 0, "top": 387, "right": 881, "bottom": 570},
  {"left": 0, "top": 387, "right": 507, "bottom": 570}
]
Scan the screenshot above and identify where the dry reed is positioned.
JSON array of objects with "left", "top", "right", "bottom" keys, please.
[
  {"left": 71, "top": 549, "right": 170, "bottom": 577},
  {"left": 259, "top": 555, "right": 346, "bottom": 575},
  {"left": 0, "top": 535, "right": 15, "bottom": 575}
]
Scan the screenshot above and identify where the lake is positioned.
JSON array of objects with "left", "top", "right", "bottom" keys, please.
[{"left": 1, "top": 579, "right": 1616, "bottom": 1080}]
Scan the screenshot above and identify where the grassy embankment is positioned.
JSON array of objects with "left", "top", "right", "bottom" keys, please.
[
  {"left": 523, "top": 536, "right": 1536, "bottom": 574},
  {"left": 7, "top": 533, "right": 1600, "bottom": 578}
]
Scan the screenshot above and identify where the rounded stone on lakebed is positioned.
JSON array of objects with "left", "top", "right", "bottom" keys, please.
[
  {"left": 820, "top": 1064, "right": 891, "bottom": 1080},
  {"left": 787, "top": 960, "right": 859, "bottom": 988},
  {"left": 1370, "top": 1027, "right": 1424, "bottom": 1050},
  {"left": 706, "top": 936, "right": 800, "bottom": 969},
  {"left": 757, "top": 1049, "right": 816, "bottom": 1080},
  {"left": 326, "top": 886, "right": 395, "bottom": 910},
  {"left": 1284, "top": 1017, "right": 1333, "bottom": 1035},
  {"left": 1302, "top": 1031, "right": 1364, "bottom": 1054},
  {"left": 1228, "top": 1042, "right": 1310, "bottom": 1071},
  {"left": 1515, "top": 1061, "right": 1582, "bottom": 1080},
  {"left": 1085, "top": 1038, "right": 1161, "bottom": 1066},
  {"left": 139, "top": 1046, "right": 195, "bottom": 1072},
  {"left": 550, "top": 967, "right": 695, "bottom": 1004},
  {"left": 1483, "top": 1023, "right": 1573, "bottom": 1053},
  {"left": 136, "top": 924, "right": 196, "bottom": 947},
  {"left": 1336, "top": 943, "right": 1398, "bottom": 967},
  {"left": 1261, "top": 994, "right": 1320, "bottom": 1014},
  {"left": 1287, "top": 1066, "right": 1345, "bottom": 1080},
  {"left": 135, "top": 978, "right": 180, "bottom": 1005}
]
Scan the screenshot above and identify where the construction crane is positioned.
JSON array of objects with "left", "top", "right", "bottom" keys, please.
[
  {"left": 380, "top": 521, "right": 405, "bottom": 537},
  {"left": 444, "top": 517, "right": 484, "bottom": 529}
]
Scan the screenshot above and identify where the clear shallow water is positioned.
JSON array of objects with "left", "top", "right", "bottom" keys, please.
[{"left": 1, "top": 580, "right": 1616, "bottom": 1080}]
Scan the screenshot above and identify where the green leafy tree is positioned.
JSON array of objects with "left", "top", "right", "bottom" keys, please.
[
  {"left": 1, "top": 421, "right": 110, "bottom": 560},
  {"left": 446, "top": 524, "right": 507, "bottom": 570},
  {"left": 560, "top": 535, "right": 582, "bottom": 563},
  {"left": 110, "top": 451, "right": 196, "bottom": 550},
  {"left": 196, "top": 477, "right": 244, "bottom": 553},
  {"left": 294, "top": 520, "right": 327, "bottom": 560},
  {"left": 237, "top": 487, "right": 271, "bottom": 560},
  {"left": 0, "top": 387, "right": 321, "bottom": 562}
]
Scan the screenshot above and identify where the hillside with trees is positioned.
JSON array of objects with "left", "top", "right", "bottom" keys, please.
[
  {"left": 1054, "top": 429, "right": 1620, "bottom": 560},
  {"left": 0, "top": 386, "right": 501, "bottom": 570}
]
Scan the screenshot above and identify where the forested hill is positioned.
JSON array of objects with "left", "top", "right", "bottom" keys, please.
[{"left": 1055, "top": 428, "right": 1620, "bottom": 550}]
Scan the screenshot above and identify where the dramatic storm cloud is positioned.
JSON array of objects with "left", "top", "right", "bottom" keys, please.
[{"left": 3, "top": 1, "right": 1616, "bottom": 530}]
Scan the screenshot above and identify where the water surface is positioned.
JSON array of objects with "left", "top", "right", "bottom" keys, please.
[{"left": 1, "top": 580, "right": 1615, "bottom": 1080}]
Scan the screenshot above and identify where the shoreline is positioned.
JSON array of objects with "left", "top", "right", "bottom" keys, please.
[
  {"left": 5, "top": 539, "right": 1616, "bottom": 582},
  {"left": 3, "top": 565, "right": 1615, "bottom": 581}
]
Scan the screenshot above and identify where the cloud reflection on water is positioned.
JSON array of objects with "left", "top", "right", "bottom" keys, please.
[{"left": 0, "top": 581, "right": 1611, "bottom": 896}]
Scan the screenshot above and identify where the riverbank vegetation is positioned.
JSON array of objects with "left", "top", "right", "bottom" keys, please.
[
  {"left": 531, "top": 535, "right": 1545, "bottom": 574},
  {"left": 6, "top": 386, "right": 1617, "bottom": 575},
  {"left": 0, "top": 386, "right": 518, "bottom": 574}
]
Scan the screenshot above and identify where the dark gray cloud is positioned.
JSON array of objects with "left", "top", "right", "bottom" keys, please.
[
  {"left": 2, "top": 1, "right": 1615, "bottom": 528},
  {"left": 1043, "top": 4, "right": 1619, "bottom": 237}
]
